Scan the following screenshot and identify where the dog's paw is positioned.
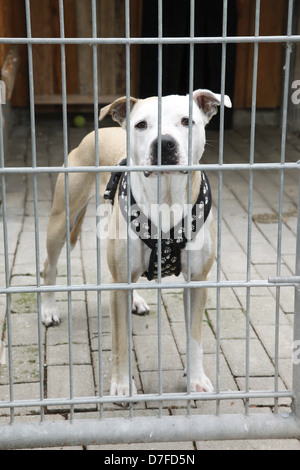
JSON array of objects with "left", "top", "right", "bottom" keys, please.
[
  {"left": 41, "top": 305, "right": 61, "bottom": 327},
  {"left": 132, "top": 292, "right": 150, "bottom": 316},
  {"left": 110, "top": 378, "right": 138, "bottom": 407},
  {"left": 190, "top": 374, "right": 214, "bottom": 393}
]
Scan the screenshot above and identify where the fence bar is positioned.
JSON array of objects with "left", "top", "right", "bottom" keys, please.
[
  {"left": 0, "top": 388, "right": 294, "bottom": 410},
  {"left": 185, "top": 0, "right": 195, "bottom": 415},
  {"left": 91, "top": 0, "right": 104, "bottom": 419},
  {"left": 58, "top": 0, "right": 74, "bottom": 419},
  {"left": 292, "top": 160, "right": 300, "bottom": 419},
  {"left": 244, "top": 0, "right": 260, "bottom": 416},
  {"left": 125, "top": 0, "right": 135, "bottom": 413},
  {"left": 0, "top": 49, "right": 14, "bottom": 424},
  {"left": 0, "top": 35, "right": 300, "bottom": 45},
  {"left": 274, "top": 0, "right": 294, "bottom": 414},
  {"left": 25, "top": 0, "right": 45, "bottom": 422},
  {"left": 157, "top": 0, "right": 163, "bottom": 416},
  {"left": 0, "top": 413, "right": 299, "bottom": 450},
  {"left": 0, "top": 278, "right": 295, "bottom": 297},
  {"left": 0, "top": 162, "right": 298, "bottom": 175},
  {"left": 215, "top": 0, "right": 228, "bottom": 417}
]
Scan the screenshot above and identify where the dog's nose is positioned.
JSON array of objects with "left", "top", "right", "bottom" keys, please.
[{"left": 151, "top": 135, "right": 178, "bottom": 165}]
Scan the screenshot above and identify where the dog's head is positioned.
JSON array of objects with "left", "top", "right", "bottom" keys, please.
[{"left": 100, "top": 90, "right": 232, "bottom": 175}]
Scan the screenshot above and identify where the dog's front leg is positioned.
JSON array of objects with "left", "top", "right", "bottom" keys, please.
[
  {"left": 42, "top": 213, "right": 66, "bottom": 327},
  {"left": 184, "top": 287, "right": 213, "bottom": 393},
  {"left": 110, "top": 289, "right": 137, "bottom": 401}
]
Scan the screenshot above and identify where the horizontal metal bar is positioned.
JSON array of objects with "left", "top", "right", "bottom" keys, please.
[
  {"left": 0, "top": 279, "right": 283, "bottom": 296},
  {"left": 0, "top": 162, "right": 298, "bottom": 176},
  {"left": 269, "top": 276, "right": 300, "bottom": 285},
  {"left": 0, "top": 389, "right": 294, "bottom": 410},
  {"left": 0, "top": 35, "right": 299, "bottom": 45},
  {"left": 0, "top": 413, "right": 299, "bottom": 449}
]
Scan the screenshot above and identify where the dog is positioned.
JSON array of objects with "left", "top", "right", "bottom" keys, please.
[{"left": 42, "top": 89, "right": 232, "bottom": 398}]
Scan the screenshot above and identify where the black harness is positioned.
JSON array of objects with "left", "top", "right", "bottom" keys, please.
[{"left": 104, "top": 159, "right": 212, "bottom": 281}]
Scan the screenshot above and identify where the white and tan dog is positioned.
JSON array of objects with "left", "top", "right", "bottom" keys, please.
[{"left": 42, "top": 89, "right": 232, "bottom": 398}]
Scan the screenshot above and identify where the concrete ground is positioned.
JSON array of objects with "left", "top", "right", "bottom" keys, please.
[{"left": 0, "top": 111, "right": 299, "bottom": 450}]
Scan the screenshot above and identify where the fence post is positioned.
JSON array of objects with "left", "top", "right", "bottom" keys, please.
[{"left": 292, "top": 169, "right": 300, "bottom": 420}]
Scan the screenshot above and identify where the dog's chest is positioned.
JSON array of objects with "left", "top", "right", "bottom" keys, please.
[{"left": 117, "top": 171, "right": 212, "bottom": 281}]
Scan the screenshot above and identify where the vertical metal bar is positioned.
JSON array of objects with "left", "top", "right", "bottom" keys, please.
[
  {"left": 245, "top": 0, "right": 260, "bottom": 416},
  {"left": 58, "top": 0, "right": 74, "bottom": 419},
  {"left": 0, "top": 58, "right": 13, "bottom": 424},
  {"left": 293, "top": 171, "right": 300, "bottom": 420},
  {"left": 157, "top": 0, "right": 163, "bottom": 416},
  {"left": 91, "top": 0, "right": 103, "bottom": 419},
  {"left": 215, "top": 0, "right": 228, "bottom": 416},
  {"left": 125, "top": 0, "right": 133, "bottom": 414},
  {"left": 274, "top": 0, "right": 294, "bottom": 414},
  {"left": 288, "top": 0, "right": 300, "bottom": 421},
  {"left": 185, "top": 0, "right": 195, "bottom": 415},
  {"left": 25, "top": 0, "right": 45, "bottom": 422}
]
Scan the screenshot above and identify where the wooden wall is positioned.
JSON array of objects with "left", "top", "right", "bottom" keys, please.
[
  {"left": 234, "top": 0, "right": 288, "bottom": 109},
  {"left": 31, "top": 0, "right": 142, "bottom": 105},
  {"left": 0, "top": 0, "right": 142, "bottom": 107},
  {"left": 0, "top": 0, "right": 290, "bottom": 110}
]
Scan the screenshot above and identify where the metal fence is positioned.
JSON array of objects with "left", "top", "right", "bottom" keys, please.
[{"left": 0, "top": 0, "right": 300, "bottom": 449}]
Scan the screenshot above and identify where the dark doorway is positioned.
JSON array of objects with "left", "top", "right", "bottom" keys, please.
[{"left": 140, "top": 0, "right": 237, "bottom": 128}]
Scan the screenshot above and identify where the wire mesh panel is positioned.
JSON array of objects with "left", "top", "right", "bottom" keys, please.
[{"left": 0, "top": 0, "right": 300, "bottom": 449}]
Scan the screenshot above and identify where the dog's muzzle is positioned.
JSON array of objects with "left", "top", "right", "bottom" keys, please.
[
  {"left": 151, "top": 134, "right": 179, "bottom": 165},
  {"left": 144, "top": 134, "right": 186, "bottom": 177}
]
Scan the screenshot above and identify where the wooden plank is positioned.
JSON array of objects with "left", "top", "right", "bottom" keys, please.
[
  {"left": 234, "top": 0, "right": 287, "bottom": 109},
  {"left": 30, "top": 0, "right": 78, "bottom": 97},
  {"left": 62, "top": 0, "right": 79, "bottom": 95},
  {"left": 31, "top": 0, "right": 55, "bottom": 96},
  {"left": 256, "top": 0, "right": 287, "bottom": 108},
  {"left": 1, "top": 46, "right": 20, "bottom": 101},
  {"left": 234, "top": 0, "right": 253, "bottom": 108},
  {"left": 34, "top": 93, "right": 120, "bottom": 105},
  {"left": 99, "top": 0, "right": 122, "bottom": 96},
  {"left": 130, "top": 0, "right": 143, "bottom": 96},
  {"left": 76, "top": 0, "right": 93, "bottom": 96}
]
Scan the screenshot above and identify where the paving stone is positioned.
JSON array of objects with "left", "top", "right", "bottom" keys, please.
[
  {"left": 47, "top": 343, "right": 91, "bottom": 365},
  {"left": 220, "top": 338, "right": 274, "bottom": 377},
  {"left": 10, "top": 313, "right": 40, "bottom": 346},
  {"left": 47, "top": 364, "right": 95, "bottom": 410},
  {"left": 46, "top": 301, "right": 89, "bottom": 345},
  {"left": 134, "top": 334, "right": 182, "bottom": 372},
  {"left": 207, "top": 308, "right": 256, "bottom": 340},
  {"left": 0, "top": 345, "right": 41, "bottom": 385},
  {"left": 235, "top": 376, "right": 291, "bottom": 407},
  {"left": 254, "top": 323, "right": 294, "bottom": 360}
]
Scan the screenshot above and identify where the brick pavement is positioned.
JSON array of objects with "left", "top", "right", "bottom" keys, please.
[{"left": 0, "top": 111, "right": 300, "bottom": 449}]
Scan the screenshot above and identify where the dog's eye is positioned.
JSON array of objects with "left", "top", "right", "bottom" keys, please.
[
  {"left": 181, "top": 117, "right": 195, "bottom": 127},
  {"left": 135, "top": 120, "right": 148, "bottom": 130}
]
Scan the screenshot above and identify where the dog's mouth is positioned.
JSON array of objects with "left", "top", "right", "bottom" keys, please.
[{"left": 144, "top": 169, "right": 188, "bottom": 178}]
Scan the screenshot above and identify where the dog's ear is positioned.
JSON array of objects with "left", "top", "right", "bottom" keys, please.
[
  {"left": 193, "top": 89, "right": 232, "bottom": 123},
  {"left": 99, "top": 96, "right": 138, "bottom": 127}
]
